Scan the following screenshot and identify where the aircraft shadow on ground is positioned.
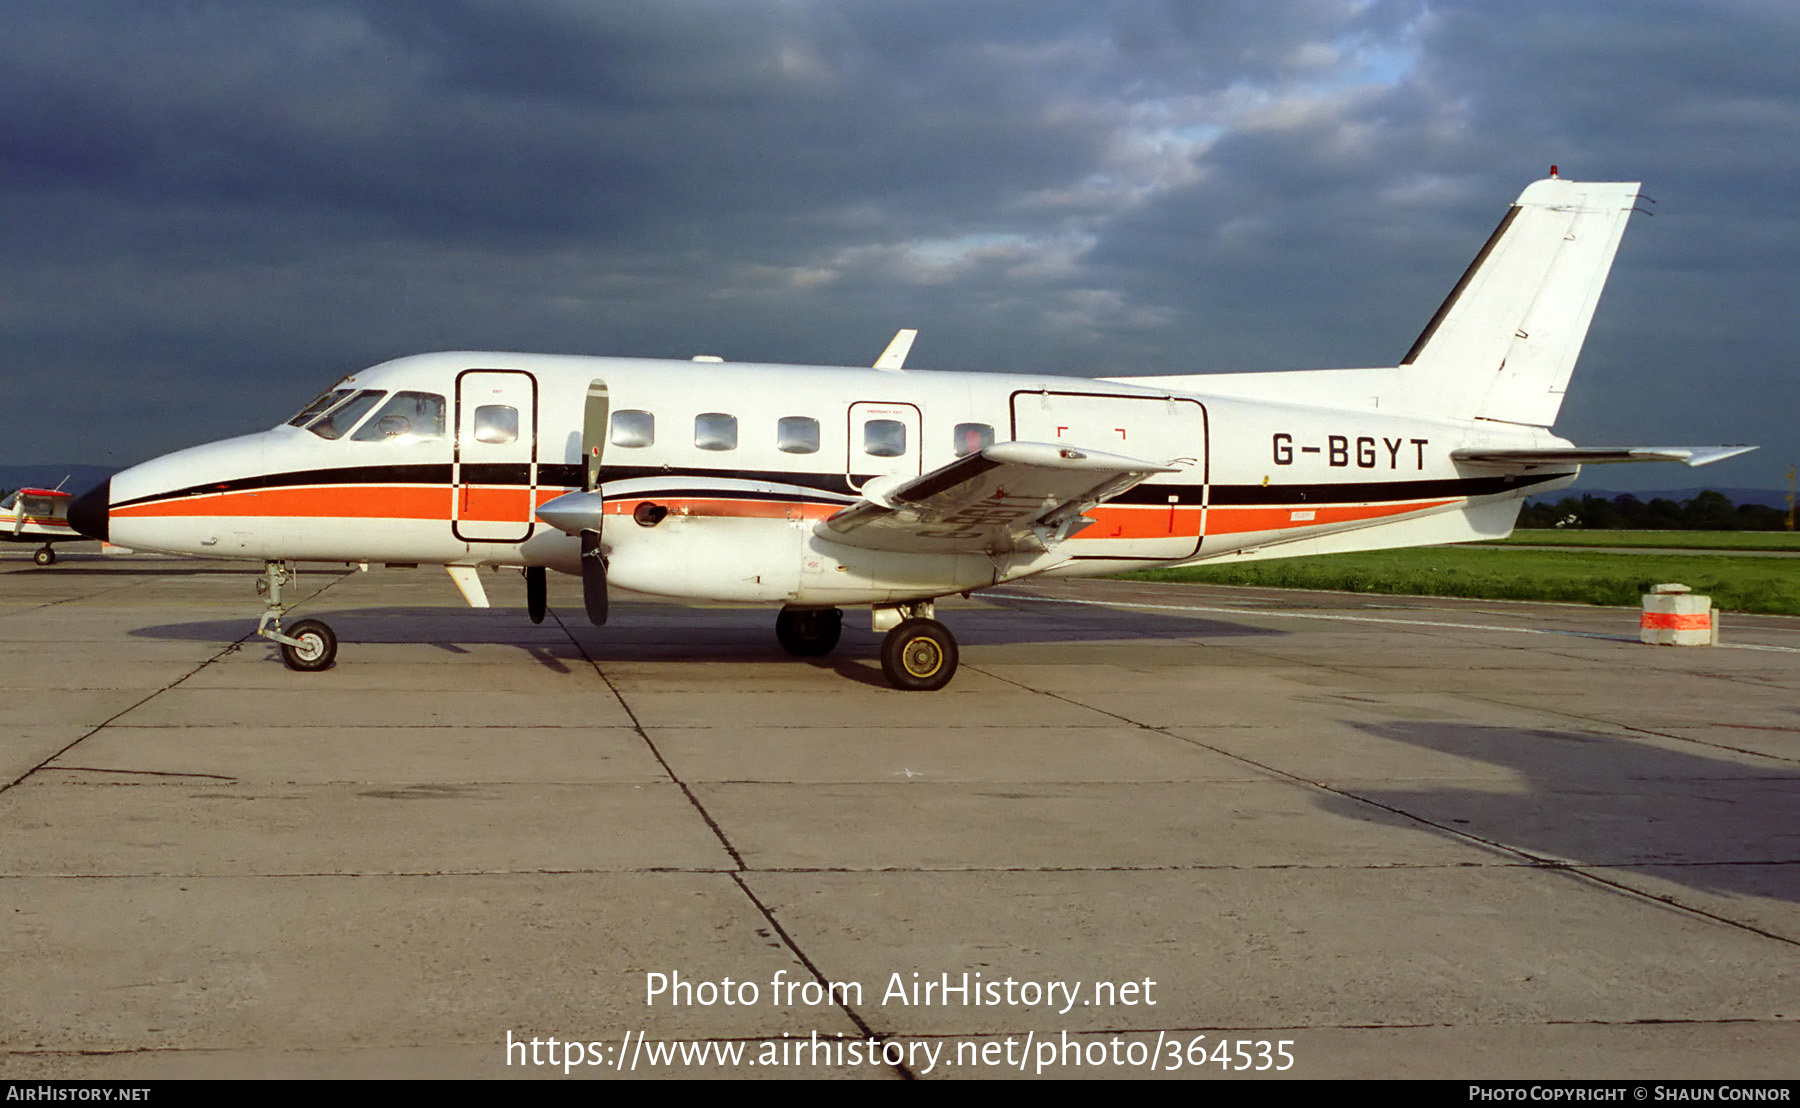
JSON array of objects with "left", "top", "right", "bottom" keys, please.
[
  {"left": 1, "top": 566, "right": 262, "bottom": 577},
  {"left": 124, "top": 601, "right": 1284, "bottom": 657},
  {"left": 1317, "top": 719, "right": 1800, "bottom": 906}
]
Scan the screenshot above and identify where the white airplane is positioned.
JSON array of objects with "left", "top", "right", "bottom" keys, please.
[
  {"left": 67, "top": 174, "right": 1752, "bottom": 689},
  {"left": 2, "top": 485, "right": 80, "bottom": 565}
]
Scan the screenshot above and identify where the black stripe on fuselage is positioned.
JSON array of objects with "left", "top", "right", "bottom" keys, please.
[
  {"left": 111, "top": 461, "right": 1571, "bottom": 513},
  {"left": 1202, "top": 471, "right": 1568, "bottom": 506}
]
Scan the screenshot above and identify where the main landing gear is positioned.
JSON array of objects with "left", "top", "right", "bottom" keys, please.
[
  {"left": 257, "top": 560, "right": 337, "bottom": 672},
  {"left": 775, "top": 602, "right": 960, "bottom": 691},
  {"left": 33, "top": 545, "right": 56, "bottom": 566},
  {"left": 880, "top": 617, "right": 958, "bottom": 692},
  {"left": 775, "top": 607, "right": 843, "bottom": 657}
]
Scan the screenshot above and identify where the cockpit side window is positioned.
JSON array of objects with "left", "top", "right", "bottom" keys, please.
[
  {"left": 287, "top": 388, "right": 354, "bottom": 428},
  {"left": 0, "top": 492, "right": 16, "bottom": 511},
  {"left": 351, "top": 391, "right": 446, "bottom": 443},
  {"left": 307, "top": 390, "right": 385, "bottom": 440}
]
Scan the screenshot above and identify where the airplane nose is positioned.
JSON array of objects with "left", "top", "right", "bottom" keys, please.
[{"left": 68, "top": 479, "right": 110, "bottom": 543}]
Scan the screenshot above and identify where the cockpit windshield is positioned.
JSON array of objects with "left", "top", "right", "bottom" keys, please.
[
  {"left": 306, "top": 390, "right": 386, "bottom": 440},
  {"left": 351, "top": 391, "right": 447, "bottom": 442},
  {"left": 286, "top": 388, "right": 355, "bottom": 428}
]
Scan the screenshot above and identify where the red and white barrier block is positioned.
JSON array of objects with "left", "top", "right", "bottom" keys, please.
[{"left": 1640, "top": 583, "right": 1717, "bottom": 646}]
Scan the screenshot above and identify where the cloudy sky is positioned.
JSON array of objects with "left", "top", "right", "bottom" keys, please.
[{"left": 4, "top": 0, "right": 1795, "bottom": 493}]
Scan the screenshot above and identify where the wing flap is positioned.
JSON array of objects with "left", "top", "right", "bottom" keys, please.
[{"left": 818, "top": 441, "right": 1180, "bottom": 555}]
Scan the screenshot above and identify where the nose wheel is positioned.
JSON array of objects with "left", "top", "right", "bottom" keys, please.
[
  {"left": 255, "top": 560, "right": 337, "bottom": 672},
  {"left": 278, "top": 619, "right": 338, "bottom": 671}
]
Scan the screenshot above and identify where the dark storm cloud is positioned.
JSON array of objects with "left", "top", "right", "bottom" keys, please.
[{"left": 0, "top": 0, "right": 1793, "bottom": 491}]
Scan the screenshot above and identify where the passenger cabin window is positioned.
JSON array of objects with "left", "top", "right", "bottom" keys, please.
[
  {"left": 863, "top": 419, "right": 906, "bottom": 458},
  {"left": 473, "top": 405, "right": 519, "bottom": 444},
  {"left": 777, "top": 416, "right": 820, "bottom": 454},
  {"left": 610, "top": 410, "right": 654, "bottom": 448},
  {"left": 953, "top": 422, "right": 995, "bottom": 457},
  {"left": 287, "top": 388, "right": 354, "bottom": 429},
  {"left": 695, "top": 413, "right": 737, "bottom": 451},
  {"left": 352, "top": 391, "right": 445, "bottom": 442},
  {"left": 307, "top": 390, "right": 385, "bottom": 440}
]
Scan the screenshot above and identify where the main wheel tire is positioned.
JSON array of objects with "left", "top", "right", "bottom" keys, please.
[
  {"left": 525, "top": 565, "right": 547, "bottom": 625},
  {"left": 34, "top": 547, "right": 55, "bottom": 566},
  {"left": 880, "top": 618, "right": 958, "bottom": 691},
  {"left": 776, "top": 607, "right": 843, "bottom": 657},
  {"left": 279, "top": 619, "right": 337, "bottom": 672}
]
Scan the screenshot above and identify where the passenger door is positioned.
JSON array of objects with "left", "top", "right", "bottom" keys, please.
[
  {"left": 1010, "top": 390, "right": 1209, "bottom": 559},
  {"left": 453, "top": 369, "right": 539, "bottom": 544}
]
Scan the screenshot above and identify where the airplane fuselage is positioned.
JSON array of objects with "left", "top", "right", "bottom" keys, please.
[{"left": 89, "top": 351, "right": 1573, "bottom": 605}]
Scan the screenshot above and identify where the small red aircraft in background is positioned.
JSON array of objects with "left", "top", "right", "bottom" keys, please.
[{"left": 2, "top": 486, "right": 80, "bottom": 565}]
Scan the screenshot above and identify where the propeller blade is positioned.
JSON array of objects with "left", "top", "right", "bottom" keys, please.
[
  {"left": 584, "top": 379, "right": 608, "bottom": 493},
  {"left": 580, "top": 529, "right": 608, "bottom": 626},
  {"left": 525, "top": 565, "right": 546, "bottom": 624}
]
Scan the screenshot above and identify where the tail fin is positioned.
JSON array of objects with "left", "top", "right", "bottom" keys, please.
[{"left": 1401, "top": 175, "right": 1641, "bottom": 427}]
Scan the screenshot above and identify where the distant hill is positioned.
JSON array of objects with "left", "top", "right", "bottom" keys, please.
[
  {"left": 0, "top": 465, "right": 117, "bottom": 495},
  {"left": 1528, "top": 487, "right": 1788, "bottom": 511}
]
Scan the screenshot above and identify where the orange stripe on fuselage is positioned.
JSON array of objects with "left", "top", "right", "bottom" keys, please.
[
  {"left": 1200, "top": 498, "right": 1456, "bottom": 536},
  {"left": 110, "top": 486, "right": 848, "bottom": 526},
  {"left": 1077, "top": 503, "right": 1204, "bottom": 540},
  {"left": 602, "top": 496, "right": 845, "bottom": 522}
]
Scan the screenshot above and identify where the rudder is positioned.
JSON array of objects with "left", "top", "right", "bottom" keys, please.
[{"left": 1401, "top": 175, "right": 1642, "bottom": 427}]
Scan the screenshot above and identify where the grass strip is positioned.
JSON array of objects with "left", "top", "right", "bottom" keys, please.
[
  {"left": 1122, "top": 546, "right": 1800, "bottom": 616},
  {"left": 1500, "top": 530, "right": 1800, "bottom": 551}
]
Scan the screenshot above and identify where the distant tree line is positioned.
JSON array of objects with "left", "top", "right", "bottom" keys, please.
[{"left": 1518, "top": 490, "right": 1789, "bottom": 530}]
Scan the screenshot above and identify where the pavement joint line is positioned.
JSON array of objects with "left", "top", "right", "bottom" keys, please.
[
  {"left": 25, "top": 859, "right": 1754, "bottom": 880},
  {"left": 1039, "top": 576, "right": 1800, "bottom": 625},
  {"left": 548, "top": 606, "right": 746, "bottom": 870},
  {"left": 1, "top": 571, "right": 173, "bottom": 614},
  {"left": 964, "top": 663, "right": 1542, "bottom": 870},
  {"left": 728, "top": 873, "right": 915, "bottom": 1080},
  {"left": 966, "top": 663, "right": 1800, "bottom": 950},
  {"left": 1405, "top": 689, "right": 1800, "bottom": 768},
  {"left": 45, "top": 766, "right": 239, "bottom": 780},
  {"left": 1, "top": 1014, "right": 1789, "bottom": 1064},
  {"left": 987, "top": 591, "right": 1800, "bottom": 653},
  {"left": 1562, "top": 865, "right": 1800, "bottom": 949},
  {"left": 0, "top": 570, "right": 356, "bottom": 795},
  {"left": 547, "top": 618, "right": 924, "bottom": 1079},
  {"left": 553, "top": 606, "right": 914, "bottom": 1078}
]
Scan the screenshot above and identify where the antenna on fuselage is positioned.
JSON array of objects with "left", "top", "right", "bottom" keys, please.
[{"left": 874, "top": 329, "right": 918, "bottom": 371}]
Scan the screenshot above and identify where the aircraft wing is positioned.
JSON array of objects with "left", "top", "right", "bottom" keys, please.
[
  {"left": 1452, "top": 445, "right": 1757, "bottom": 467},
  {"left": 817, "top": 441, "right": 1180, "bottom": 555}
]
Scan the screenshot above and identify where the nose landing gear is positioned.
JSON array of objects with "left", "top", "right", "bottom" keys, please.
[
  {"left": 256, "top": 560, "right": 337, "bottom": 672},
  {"left": 33, "top": 545, "right": 55, "bottom": 566}
]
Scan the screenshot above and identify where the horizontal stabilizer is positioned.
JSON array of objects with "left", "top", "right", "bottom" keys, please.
[{"left": 1452, "top": 445, "right": 1757, "bottom": 468}]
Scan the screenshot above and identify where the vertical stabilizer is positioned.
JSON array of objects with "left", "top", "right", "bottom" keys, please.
[{"left": 1402, "top": 176, "right": 1641, "bottom": 427}]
